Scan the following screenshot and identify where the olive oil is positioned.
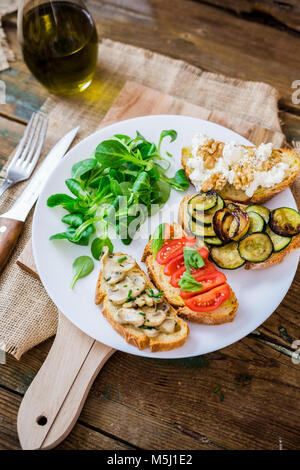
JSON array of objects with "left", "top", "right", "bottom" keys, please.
[{"left": 21, "top": 1, "right": 98, "bottom": 95}]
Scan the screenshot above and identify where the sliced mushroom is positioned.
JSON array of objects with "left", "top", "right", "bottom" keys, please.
[
  {"left": 143, "top": 328, "right": 159, "bottom": 337},
  {"left": 130, "top": 275, "right": 146, "bottom": 297},
  {"left": 144, "top": 307, "right": 167, "bottom": 327},
  {"left": 104, "top": 254, "right": 135, "bottom": 285},
  {"left": 113, "top": 308, "right": 145, "bottom": 328},
  {"left": 156, "top": 303, "right": 170, "bottom": 313},
  {"left": 107, "top": 276, "right": 133, "bottom": 305},
  {"left": 159, "top": 318, "right": 176, "bottom": 334},
  {"left": 133, "top": 293, "right": 155, "bottom": 308}
]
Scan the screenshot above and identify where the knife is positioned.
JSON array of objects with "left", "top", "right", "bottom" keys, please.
[{"left": 0, "top": 126, "right": 80, "bottom": 273}]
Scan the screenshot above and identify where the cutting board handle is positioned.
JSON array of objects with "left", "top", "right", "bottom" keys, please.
[{"left": 17, "top": 313, "right": 114, "bottom": 450}]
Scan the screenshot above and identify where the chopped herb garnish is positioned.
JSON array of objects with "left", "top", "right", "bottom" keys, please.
[
  {"left": 214, "top": 386, "right": 221, "bottom": 393},
  {"left": 147, "top": 287, "right": 163, "bottom": 299},
  {"left": 138, "top": 312, "right": 146, "bottom": 316},
  {"left": 220, "top": 392, "right": 225, "bottom": 402},
  {"left": 118, "top": 256, "right": 127, "bottom": 264},
  {"left": 140, "top": 325, "right": 152, "bottom": 329},
  {"left": 125, "top": 289, "right": 136, "bottom": 303}
]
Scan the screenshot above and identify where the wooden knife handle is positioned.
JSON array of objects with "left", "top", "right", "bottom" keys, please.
[
  {"left": 17, "top": 313, "right": 115, "bottom": 450},
  {"left": 0, "top": 217, "right": 24, "bottom": 272}
]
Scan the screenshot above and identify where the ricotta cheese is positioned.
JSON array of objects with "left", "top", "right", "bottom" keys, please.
[
  {"left": 245, "top": 162, "right": 288, "bottom": 197},
  {"left": 192, "top": 133, "right": 209, "bottom": 156},
  {"left": 223, "top": 141, "right": 245, "bottom": 166},
  {"left": 188, "top": 133, "right": 286, "bottom": 195}
]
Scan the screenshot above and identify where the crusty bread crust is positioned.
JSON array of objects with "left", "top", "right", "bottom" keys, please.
[
  {"left": 143, "top": 227, "right": 239, "bottom": 325},
  {"left": 177, "top": 289, "right": 238, "bottom": 325},
  {"left": 182, "top": 145, "right": 300, "bottom": 204},
  {"left": 95, "top": 252, "right": 189, "bottom": 352},
  {"left": 179, "top": 194, "right": 300, "bottom": 270},
  {"left": 245, "top": 235, "right": 300, "bottom": 270}
]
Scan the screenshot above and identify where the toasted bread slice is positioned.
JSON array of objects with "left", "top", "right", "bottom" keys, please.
[
  {"left": 182, "top": 145, "right": 300, "bottom": 204},
  {"left": 179, "top": 194, "right": 300, "bottom": 270},
  {"left": 95, "top": 251, "right": 189, "bottom": 352},
  {"left": 143, "top": 224, "right": 239, "bottom": 325}
]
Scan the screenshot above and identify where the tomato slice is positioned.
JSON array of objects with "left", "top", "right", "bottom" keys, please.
[
  {"left": 185, "top": 284, "right": 231, "bottom": 312},
  {"left": 193, "top": 262, "right": 218, "bottom": 281},
  {"left": 156, "top": 237, "right": 196, "bottom": 265},
  {"left": 163, "top": 253, "right": 184, "bottom": 276},
  {"left": 170, "top": 262, "right": 216, "bottom": 288},
  {"left": 180, "top": 272, "right": 227, "bottom": 299},
  {"left": 163, "top": 247, "right": 209, "bottom": 276},
  {"left": 197, "top": 247, "right": 210, "bottom": 262}
]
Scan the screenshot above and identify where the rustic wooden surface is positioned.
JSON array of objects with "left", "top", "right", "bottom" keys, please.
[{"left": 0, "top": 0, "right": 299, "bottom": 450}]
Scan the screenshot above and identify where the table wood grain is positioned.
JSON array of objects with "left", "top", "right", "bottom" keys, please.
[{"left": 0, "top": 0, "right": 299, "bottom": 450}]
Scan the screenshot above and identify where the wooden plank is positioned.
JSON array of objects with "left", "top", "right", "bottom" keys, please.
[
  {"left": 0, "top": 335, "right": 299, "bottom": 449},
  {"left": 2, "top": 0, "right": 300, "bottom": 117},
  {"left": 280, "top": 111, "right": 300, "bottom": 144},
  {"left": 193, "top": 0, "right": 300, "bottom": 33},
  {"left": 0, "top": 386, "right": 133, "bottom": 450},
  {"left": 86, "top": 0, "right": 300, "bottom": 114}
]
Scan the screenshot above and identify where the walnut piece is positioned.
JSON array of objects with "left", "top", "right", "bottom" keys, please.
[
  {"left": 232, "top": 162, "right": 254, "bottom": 189},
  {"left": 202, "top": 172, "right": 227, "bottom": 191},
  {"left": 196, "top": 139, "right": 224, "bottom": 170}
]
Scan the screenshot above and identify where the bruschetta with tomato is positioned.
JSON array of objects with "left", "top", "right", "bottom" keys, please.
[{"left": 142, "top": 223, "right": 239, "bottom": 325}]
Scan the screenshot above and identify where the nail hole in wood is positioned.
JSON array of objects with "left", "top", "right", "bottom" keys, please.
[{"left": 36, "top": 415, "right": 47, "bottom": 426}]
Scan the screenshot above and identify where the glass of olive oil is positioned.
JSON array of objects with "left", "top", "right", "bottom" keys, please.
[{"left": 18, "top": 0, "right": 99, "bottom": 95}]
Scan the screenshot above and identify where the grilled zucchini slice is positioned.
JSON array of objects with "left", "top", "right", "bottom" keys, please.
[
  {"left": 190, "top": 195, "right": 225, "bottom": 226},
  {"left": 189, "top": 220, "right": 216, "bottom": 237},
  {"left": 246, "top": 205, "right": 270, "bottom": 223},
  {"left": 204, "top": 236, "right": 223, "bottom": 246},
  {"left": 248, "top": 211, "right": 265, "bottom": 234},
  {"left": 238, "top": 233, "right": 273, "bottom": 263},
  {"left": 269, "top": 207, "right": 300, "bottom": 237},
  {"left": 188, "top": 191, "right": 218, "bottom": 213},
  {"left": 210, "top": 242, "right": 245, "bottom": 269},
  {"left": 265, "top": 225, "right": 292, "bottom": 253}
]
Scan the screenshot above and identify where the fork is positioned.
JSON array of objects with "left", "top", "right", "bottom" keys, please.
[{"left": 0, "top": 113, "right": 48, "bottom": 198}]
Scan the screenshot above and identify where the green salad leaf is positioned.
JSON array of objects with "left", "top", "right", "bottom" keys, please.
[
  {"left": 91, "top": 237, "right": 114, "bottom": 260},
  {"left": 70, "top": 256, "right": 94, "bottom": 289},
  {"left": 47, "top": 129, "right": 190, "bottom": 281}
]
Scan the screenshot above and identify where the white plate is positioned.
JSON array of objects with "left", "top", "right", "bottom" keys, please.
[{"left": 33, "top": 115, "right": 299, "bottom": 358}]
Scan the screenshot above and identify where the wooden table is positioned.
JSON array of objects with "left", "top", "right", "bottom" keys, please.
[{"left": 0, "top": 0, "right": 299, "bottom": 450}]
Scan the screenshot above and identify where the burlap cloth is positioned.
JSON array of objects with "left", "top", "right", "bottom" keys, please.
[
  {"left": 0, "top": 1, "right": 17, "bottom": 71},
  {"left": 0, "top": 38, "right": 299, "bottom": 359}
]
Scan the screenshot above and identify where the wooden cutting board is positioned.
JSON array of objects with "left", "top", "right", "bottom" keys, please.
[{"left": 16, "top": 80, "right": 285, "bottom": 450}]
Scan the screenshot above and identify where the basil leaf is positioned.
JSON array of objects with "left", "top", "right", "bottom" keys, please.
[
  {"left": 178, "top": 271, "right": 203, "bottom": 292},
  {"left": 183, "top": 247, "right": 205, "bottom": 272},
  {"left": 70, "top": 256, "right": 94, "bottom": 289},
  {"left": 151, "top": 223, "right": 166, "bottom": 255},
  {"left": 91, "top": 237, "right": 114, "bottom": 260}
]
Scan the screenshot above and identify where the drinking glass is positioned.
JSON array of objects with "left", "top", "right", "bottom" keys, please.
[{"left": 18, "top": 0, "right": 99, "bottom": 95}]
